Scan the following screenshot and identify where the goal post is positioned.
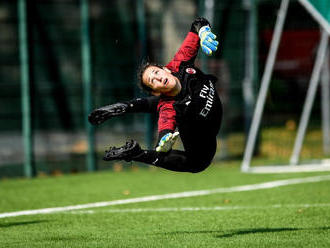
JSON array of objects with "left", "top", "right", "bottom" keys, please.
[
  {"left": 241, "top": 0, "right": 290, "bottom": 172},
  {"left": 299, "top": 0, "right": 330, "bottom": 34},
  {"left": 241, "top": 0, "right": 330, "bottom": 173}
]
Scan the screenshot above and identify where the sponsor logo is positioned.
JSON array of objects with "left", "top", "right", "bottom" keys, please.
[
  {"left": 186, "top": 68, "right": 196, "bottom": 74},
  {"left": 199, "top": 81, "right": 215, "bottom": 117}
]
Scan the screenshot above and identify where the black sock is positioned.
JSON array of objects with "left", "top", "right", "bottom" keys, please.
[
  {"left": 133, "top": 149, "right": 197, "bottom": 172},
  {"left": 133, "top": 150, "right": 161, "bottom": 165}
]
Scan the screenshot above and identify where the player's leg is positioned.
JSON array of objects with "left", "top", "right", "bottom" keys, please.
[
  {"left": 151, "top": 134, "right": 217, "bottom": 173},
  {"left": 103, "top": 139, "right": 189, "bottom": 171},
  {"left": 103, "top": 137, "right": 215, "bottom": 173},
  {"left": 178, "top": 125, "right": 218, "bottom": 172}
]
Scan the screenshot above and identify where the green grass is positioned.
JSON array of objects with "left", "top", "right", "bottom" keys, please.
[
  {"left": 1, "top": 162, "right": 330, "bottom": 247},
  {"left": 225, "top": 126, "right": 330, "bottom": 166}
]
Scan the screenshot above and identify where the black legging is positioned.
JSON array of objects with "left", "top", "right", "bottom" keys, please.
[
  {"left": 131, "top": 94, "right": 222, "bottom": 173},
  {"left": 156, "top": 139, "right": 217, "bottom": 173},
  {"left": 134, "top": 114, "right": 221, "bottom": 173}
]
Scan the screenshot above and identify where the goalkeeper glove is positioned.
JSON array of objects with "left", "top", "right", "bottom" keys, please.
[
  {"left": 88, "top": 103, "right": 129, "bottom": 125},
  {"left": 156, "top": 132, "right": 180, "bottom": 152},
  {"left": 199, "top": 26, "right": 218, "bottom": 56}
]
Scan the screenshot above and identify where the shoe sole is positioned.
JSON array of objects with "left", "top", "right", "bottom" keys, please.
[{"left": 103, "top": 140, "right": 139, "bottom": 161}]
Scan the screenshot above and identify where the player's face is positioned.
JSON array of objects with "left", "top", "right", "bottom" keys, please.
[{"left": 142, "top": 66, "right": 181, "bottom": 96}]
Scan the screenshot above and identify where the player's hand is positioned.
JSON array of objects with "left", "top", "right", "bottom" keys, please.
[
  {"left": 199, "top": 26, "right": 218, "bottom": 56},
  {"left": 88, "top": 103, "right": 128, "bottom": 125},
  {"left": 191, "top": 17, "right": 210, "bottom": 34},
  {"left": 156, "top": 132, "right": 180, "bottom": 152}
]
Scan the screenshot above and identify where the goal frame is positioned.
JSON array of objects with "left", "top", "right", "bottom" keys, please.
[{"left": 241, "top": 0, "right": 330, "bottom": 173}]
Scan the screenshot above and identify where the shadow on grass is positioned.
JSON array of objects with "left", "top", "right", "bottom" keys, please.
[
  {"left": 157, "top": 226, "right": 330, "bottom": 238},
  {"left": 0, "top": 220, "right": 49, "bottom": 228},
  {"left": 217, "top": 227, "right": 299, "bottom": 238},
  {"left": 218, "top": 226, "right": 330, "bottom": 238}
]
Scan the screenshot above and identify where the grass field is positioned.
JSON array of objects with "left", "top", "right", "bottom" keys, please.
[{"left": 1, "top": 162, "right": 330, "bottom": 248}]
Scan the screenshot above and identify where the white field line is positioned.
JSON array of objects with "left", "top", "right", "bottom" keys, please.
[
  {"left": 1, "top": 174, "right": 330, "bottom": 219},
  {"left": 70, "top": 203, "right": 330, "bottom": 214}
]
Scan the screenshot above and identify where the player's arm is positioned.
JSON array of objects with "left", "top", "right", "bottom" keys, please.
[
  {"left": 88, "top": 96, "right": 160, "bottom": 125},
  {"left": 166, "top": 17, "right": 219, "bottom": 72},
  {"left": 155, "top": 99, "right": 179, "bottom": 152}
]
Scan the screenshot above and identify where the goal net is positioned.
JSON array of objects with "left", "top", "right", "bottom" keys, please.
[{"left": 241, "top": 0, "right": 330, "bottom": 173}]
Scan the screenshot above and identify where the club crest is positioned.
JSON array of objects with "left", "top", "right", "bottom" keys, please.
[{"left": 186, "top": 68, "right": 196, "bottom": 74}]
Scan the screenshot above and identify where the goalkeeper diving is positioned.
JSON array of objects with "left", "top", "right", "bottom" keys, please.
[{"left": 88, "top": 17, "right": 222, "bottom": 173}]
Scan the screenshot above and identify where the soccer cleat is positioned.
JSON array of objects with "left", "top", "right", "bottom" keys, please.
[
  {"left": 88, "top": 103, "right": 129, "bottom": 125},
  {"left": 103, "top": 140, "right": 142, "bottom": 162},
  {"left": 156, "top": 132, "right": 180, "bottom": 152}
]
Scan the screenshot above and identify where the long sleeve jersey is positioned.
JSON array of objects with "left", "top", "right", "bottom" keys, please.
[{"left": 157, "top": 31, "right": 200, "bottom": 137}]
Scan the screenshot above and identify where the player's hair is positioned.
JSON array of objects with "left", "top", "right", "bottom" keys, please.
[{"left": 137, "top": 60, "right": 163, "bottom": 94}]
